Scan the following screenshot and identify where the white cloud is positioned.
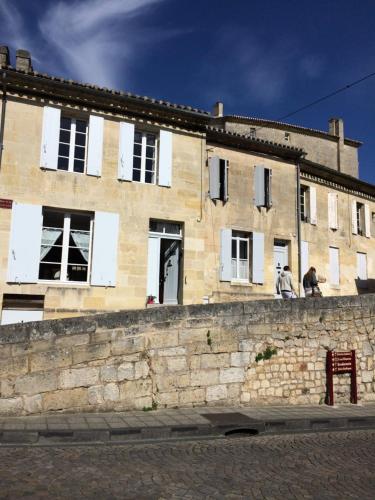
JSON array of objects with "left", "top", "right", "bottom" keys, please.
[{"left": 38, "top": 0, "right": 168, "bottom": 88}]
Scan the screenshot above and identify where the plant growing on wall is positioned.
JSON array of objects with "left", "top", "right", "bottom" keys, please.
[{"left": 255, "top": 346, "right": 277, "bottom": 363}]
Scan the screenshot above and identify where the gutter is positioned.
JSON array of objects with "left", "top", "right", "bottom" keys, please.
[
  {"left": 0, "top": 71, "right": 6, "bottom": 170},
  {"left": 296, "top": 159, "right": 303, "bottom": 296}
]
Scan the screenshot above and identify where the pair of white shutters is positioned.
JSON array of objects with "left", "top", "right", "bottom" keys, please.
[
  {"left": 220, "top": 229, "right": 264, "bottom": 284},
  {"left": 7, "top": 203, "right": 119, "bottom": 286},
  {"left": 328, "top": 193, "right": 338, "bottom": 229},
  {"left": 351, "top": 201, "right": 371, "bottom": 237},
  {"left": 40, "top": 107, "right": 173, "bottom": 186}
]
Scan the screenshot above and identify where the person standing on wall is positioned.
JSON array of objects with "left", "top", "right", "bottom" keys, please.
[
  {"left": 276, "top": 265, "right": 296, "bottom": 299},
  {"left": 303, "top": 266, "right": 322, "bottom": 297}
]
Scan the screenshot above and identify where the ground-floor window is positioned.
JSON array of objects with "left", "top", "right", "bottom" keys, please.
[
  {"left": 39, "top": 210, "right": 93, "bottom": 283},
  {"left": 231, "top": 231, "right": 250, "bottom": 281}
]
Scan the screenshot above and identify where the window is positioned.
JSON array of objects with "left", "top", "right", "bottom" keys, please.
[
  {"left": 149, "top": 220, "right": 182, "bottom": 236},
  {"left": 284, "top": 132, "right": 290, "bottom": 142},
  {"left": 209, "top": 157, "right": 228, "bottom": 202},
  {"left": 249, "top": 128, "right": 257, "bottom": 139},
  {"left": 329, "top": 247, "right": 340, "bottom": 287},
  {"left": 39, "top": 210, "right": 93, "bottom": 283},
  {"left": 57, "top": 116, "right": 88, "bottom": 173},
  {"left": 231, "top": 231, "right": 251, "bottom": 281},
  {"left": 356, "top": 202, "right": 365, "bottom": 235},
  {"left": 133, "top": 130, "right": 157, "bottom": 183},
  {"left": 254, "top": 165, "right": 272, "bottom": 208},
  {"left": 300, "top": 185, "right": 309, "bottom": 222}
]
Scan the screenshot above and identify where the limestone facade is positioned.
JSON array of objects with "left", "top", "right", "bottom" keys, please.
[{"left": 0, "top": 49, "right": 374, "bottom": 321}]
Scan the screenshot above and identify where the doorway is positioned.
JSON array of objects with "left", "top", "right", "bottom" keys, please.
[
  {"left": 273, "top": 240, "right": 289, "bottom": 298},
  {"left": 147, "top": 220, "right": 183, "bottom": 305}
]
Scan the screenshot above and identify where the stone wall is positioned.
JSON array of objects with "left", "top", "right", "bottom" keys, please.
[{"left": 0, "top": 294, "right": 374, "bottom": 415}]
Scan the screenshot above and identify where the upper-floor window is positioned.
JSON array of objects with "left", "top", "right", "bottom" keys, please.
[
  {"left": 231, "top": 231, "right": 250, "bottom": 281},
  {"left": 356, "top": 202, "right": 365, "bottom": 235},
  {"left": 209, "top": 156, "right": 228, "bottom": 202},
  {"left": 58, "top": 117, "right": 88, "bottom": 173},
  {"left": 300, "top": 185, "right": 317, "bottom": 224},
  {"left": 133, "top": 131, "right": 157, "bottom": 183},
  {"left": 352, "top": 200, "right": 371, "bottom": 237},
  {"left": 39, "top": 210, "right": 92, "bottom": 283},
  {"left": 254, "top": 165, "right": 272, "bottom": 208}
]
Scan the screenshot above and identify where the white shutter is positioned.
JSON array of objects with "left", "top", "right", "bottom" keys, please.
[
  {"left": 7, "top": 203, "right": 42, "bottom": 283},
  {"left": 252, "top": 232, "right": 264, "bottom": 284},
  {"left": 158, "top": 130, "right": 172, "bottom": 187},
  {"left": 87, "top": 115, "right": 104, "bottom": 177},
  {"left": 357, "top": 252, "right": 367, "bottom": 280},
  {"left": 254, "top": 166, "right": 265, "bottom": 206},
  {"left": 309, "top": 186, "right": 317, "bottom": 225},
  {"left": 209, "top": 156, "right": 220, "bottom": 200},
  {"left": 329, "top": 247, "right": 340, "bottom": 286},
  {"left": 118, "top": 121, "right": 134, "bottom": 181},
  {"left": 220, "top": 229, "right": 232, "bottom": 281},
  {"left": 223, "top": 160, "right": 229, "bottom": 202},
  {"left": 91, "top": 212, "right": 119, "bottom": 286},
  {"left": 147, "top": 236, "right": 161, "bottom": 302},
  {"left": 40, "top": 106, "right": 60, "bottom": 170},
  {"left": 365, "top": 204, "right": 371, "bottom": 238},
  {"left": 328, "top": 193, "right": 338, "bottom": 229},
  {"left": 351, "top": 200, "right": 358, "bottom": 235},
  {"left": 301, "top": 240, "right": 309, "bottom": 276}
]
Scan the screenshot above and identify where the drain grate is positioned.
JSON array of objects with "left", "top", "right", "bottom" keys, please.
[{"left": 201, "top": 412, "right": 259, "bottom": 427}]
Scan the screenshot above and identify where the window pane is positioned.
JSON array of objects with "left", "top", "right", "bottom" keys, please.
[
  {"left": 70, "top": 214, "right": 91, "bottom": 231},
  {"left": 239, "top": 260, "right": 249, "bottom": 280},
  {"left": 145, "top": 159, "right": 154, "bottom": 172},
  {"left": 39, "top": 263, "right": 62, "bottom": 280},
  {"left": 57, "top": 157, "right": 69, "bottom": 170},
  {"left": 58, "top": 143, "right": 70, "bottom": 157},
  {"left": 74, "top": 146, "right": 85, "bottom": 160},
  {"left": 73, "top": 160, "right": 85, "bottom": 173},
  {"left": 133, "top": 144, "right": 142, "bottom": 156},
  {"left": 76, "top": 120, "right": 87, "bottom": 133},
  {"left": 43, "top": 211, "right": 64, "bottom": 228},
  {"left": 232, "top": 239, "right": 237, "bottom": 258},
  {"left": 239, "top": 240, "right": 248, "bottom": 259},
  {"left": 60, "top": 117, "right": 71, "bottom": 130},
  {"left": 68, "top": 247, "right": 88, "bottom": 264},
  {"left": 163, "top": 223, "right": 181, "bottom": 235},
  {"left": 134, "top": 131, "right": 142, "bottom": 144},
  {"left": 149, "top": 220, "right": 164, "bottom": 233},
  {"left": 67, "top": 264, "right": 88, "bottom": 282},
  {"left": 231, "top": 259, "right": 237, "bottom": 279},
  {"left": 133, "top": 156, "right": 141, "bottom": 170},
  {"left": 40, "top": 245, "right": 62, "bottom": 263},
  {"left": 132, "top": 169, "right": 141, "bottom": 182},
  {"left": 145, "top": 171, "right": 154, "bottom": 184},
  {"left": 59, "top": 130, "right": 70, "bottom": 143},
  {"left": 146, "top": 146, "right": 155, "bottom": 158},
  {"left": 146, "top": 134, "right": 156, "bottom": 146},
  {"left": 75, "top": 132, "right": 86, "bottom": 147}
]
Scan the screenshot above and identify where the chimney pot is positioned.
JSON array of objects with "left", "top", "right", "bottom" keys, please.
[
  {"left": 0, "top": 46, "right": 10, "bottom": 67},
  {"left": 16, "top": 49, "right": 32, "bottom": 72},
  {"left": 213, "top": 101, "right": 224, "bottom": 118},
  {"left": 328, "top": 117, "right": 344, "bottom": 139}
]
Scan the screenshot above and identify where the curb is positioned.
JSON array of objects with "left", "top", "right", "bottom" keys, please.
[{"left": 1, "top": 416, "right": 375, "bottom": 445}]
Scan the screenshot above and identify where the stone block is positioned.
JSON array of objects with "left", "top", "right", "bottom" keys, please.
[
  {"left": 0, "top": 397, "right": 23, "bottom": 416},
  {"left": 29, "top": 348, "right": 72, "bottom": 372},
  {"left": 201, "top": 353, "right": 230, "bottom": 369},
  {"left": 0, "top": 356, "right": 28, "bottom": 377},
  {"left": 23, "top": 394, "right": 43, "bottom": 414},
  {"left": 15, "top": 371, "right": 58, "bottom": 395},
  {"left": 55, "top": 334, "right": 90, "bottom": 348},
  {"left": 179, "top": 388, "right": 205, "bottom": 405},
  {"left": 88, "top": 385, "right": 104, "bottom": 405},
  {"left": 100, "top": 365, "right": 118, "bottom": 382},
  {"left": 117, "top": 362, "right": 134, "bottom": 381},
  {"left": 155, "top": 373, "right": 190, "bottom": 391},
  {"left": 59, "top": 367, "right": 99, "bottom": 389},
  {"left": 157, "top": 391, "right": 179, "bottom": 407},
  {"left": 219, "top": 367, "right": 245, "bottom": 384},
  {"left": 73, "top": 343, "right": 110, "bottom": 364},
  {"left": 104, "top": 383, "right": 120, "bottom": 402},
  {"left": 157, "top": 346, "right": 186, "bottom": 357},
  {"left": 230, "top": 352, "right": 251, "bottom": 367},
  {"left": 147, "top": 332, "right": 178, "bottom": 349},
  {"left": 166, "top": 356, "right": 187, "bottom": 372},
  {"left": 134, "top": 360, "right": 150, "bottom": 379},
  {"left": 43, "top": 388, "right": 88, "bottom": 411},
  {"left": 179, "top": 329, "right": 207, "bottom": 344},
  {"left": 111, "top": 336, "right": 145, "bottom": 356},
  {"left": 361, "top": 371, "right": 373, "bottom": 383},
  {"left": 119, "top": 379, "right": 152, "bottom": 402},
  {"left": 191, "top": 369, "right": 219, "bottom": 386},
  {"left": 206, "top": 384, "right": 227, "bottom": 401}
]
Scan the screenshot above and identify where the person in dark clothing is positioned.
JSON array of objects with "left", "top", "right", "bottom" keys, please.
[{"left": 303, "top": 267, "right": 321, "bottom": 297}]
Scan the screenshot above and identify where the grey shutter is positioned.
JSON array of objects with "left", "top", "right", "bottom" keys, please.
[
  {"left": 87, "top": 115, "right": 104, "bottom": 177},
  {"left": 209, "top": 156, "right": 220, "bottom": 199},
  {"left": 158, "top": 130, "right": 172, "bottom": 187},
  {"left": 118, "top": 121, "right": 135, "bottom": 181},
  {"left": 252, "top": 232, "right": 264, "bottom": 284},
  {"left": 223, "top": 160, "right": 229, "bottom": 201},
  {"left": 220, "top": 229, "right": 232, "bottom": 281},
  {"left": 254, "top": 166, "right": 265, "bottom": 206},
  {"left": 91, "top": 212, "right": 119, "bottom": 286},
  {"left": 7, "top": 203, "right": 42, "bottom": 283},
  {"left": 266, "top": 168, "right": 272, "bottom": 207},
  {"left": 40, "top": 106, "right": 60, "bottom": 170}
]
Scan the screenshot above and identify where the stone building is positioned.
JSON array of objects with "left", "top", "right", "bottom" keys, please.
[{"left": 0, "top": 47, "right": 374, "bottom": 323}]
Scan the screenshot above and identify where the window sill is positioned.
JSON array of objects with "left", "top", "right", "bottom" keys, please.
[
  {"left": 38, "top": 280, "right": 90, "bottom": 287},
  {"left": 230, "top": 280, "right": 252, "bottom": 287}
]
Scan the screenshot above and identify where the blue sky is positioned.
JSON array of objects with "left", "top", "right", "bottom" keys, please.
[{"left": 1, "top": 0, "right": 374, "bottom": 183}]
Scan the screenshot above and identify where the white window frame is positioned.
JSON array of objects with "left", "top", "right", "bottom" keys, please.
[
  {"left": 58, "top": 116, "right": 88, "bottom": 174},
  {"left": 149, "top": 220, "right": 182, "bottom": 240},
  {"left": 39, "top": 211, "right": 93, "bottom": 284},
  {"left": 300, "top": 185, "right": 309, "bottom": 222},
  {"left": 133, "top": 130, "right": 158, "bottom": 184},
  {"left": 356, "top": 202, "right": 365, "bottom": 236},
  {"left": 231, "top": 232, "right": 250, "bottom": 282}
]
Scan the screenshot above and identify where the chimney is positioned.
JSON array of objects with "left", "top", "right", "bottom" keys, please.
[
  {"left": 329, "top": 118, "right": 344, "bottom": 172},
  {"left": 16, "top": 49, "right": 32, "bottom": 72},
  {"left": 212, "top": 101, "right": 224, "bottom": 118},
  {"left": 0, "top": 46, "right": 10, "bottom": 67}
]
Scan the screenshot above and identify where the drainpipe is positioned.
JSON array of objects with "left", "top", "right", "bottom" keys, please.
[
  {"left": 296, "top": 159, "right": 302, "bottom": 296},
  {"left": 0, "top": 71, "right": 7, "bottom": 170}
]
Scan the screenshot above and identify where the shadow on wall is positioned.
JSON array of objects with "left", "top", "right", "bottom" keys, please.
[{"left": 355, "top": 279, "right": 375, "bottom": 294}]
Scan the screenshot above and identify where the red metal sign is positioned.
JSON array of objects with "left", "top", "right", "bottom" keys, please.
[
  {"left": 0, "top": 198, "right": 13, "bottom": 209},
  {"left": 326, "top": 350, "right": 357, "bottom": 406}
]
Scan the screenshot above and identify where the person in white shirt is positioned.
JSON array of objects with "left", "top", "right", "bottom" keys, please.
[{"left": 276, "top": 266, "right": 296, "bottom": 299}]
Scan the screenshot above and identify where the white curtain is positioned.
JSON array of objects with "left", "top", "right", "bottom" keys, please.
[
  {"left": 40, "top": 228, "right": 62, "bottom": 260},
  {"left": 71, "top": 231, "right": 90, "bottom": 262}
]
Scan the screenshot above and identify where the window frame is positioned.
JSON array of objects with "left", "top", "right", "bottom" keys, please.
[
  {"left": 133, "top": 130, "right": 158, "bottom": 184},
  {"left": 356, "top": 202, "right": 365, "bottom": 236},
  {"left": 231, "top": 231, "right": 251, "bottom": 282},
  {"left": 300, "top": 185, "right": 310, "bottom": 222},
  {"left": 38, "top": 209, "right": 94, "bottom": 284},
  {"left": 57, "top": 116, "right": 88, "bottom": 174}
]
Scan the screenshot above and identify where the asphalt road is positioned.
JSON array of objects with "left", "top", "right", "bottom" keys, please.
[{"left": 0, "top": 430, "right": 374, "bottom": 499}]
